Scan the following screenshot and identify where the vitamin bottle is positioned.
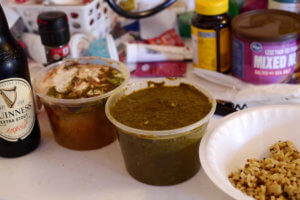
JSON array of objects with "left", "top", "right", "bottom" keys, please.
[{"left": 191, "top": 0, "right": 231, "bottom": 73}]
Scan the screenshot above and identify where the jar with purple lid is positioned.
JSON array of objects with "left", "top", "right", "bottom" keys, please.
[{"left": 231, "top": 10, "right": 300, "bottom": 84}]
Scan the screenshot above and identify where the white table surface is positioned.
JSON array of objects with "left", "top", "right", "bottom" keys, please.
[{"left": 0, "top": 65, "right": 235, "bottom": 200}]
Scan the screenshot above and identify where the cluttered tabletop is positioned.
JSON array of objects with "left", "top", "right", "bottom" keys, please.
[{"left": 0, "top": 0, "right": 299, "bottom": 200}]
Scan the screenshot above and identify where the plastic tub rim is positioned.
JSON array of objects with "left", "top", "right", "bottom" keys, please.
[
  {"left": 33, "top": 56, "right": 130, "bottom": 106},
  {"left": 105, "top": 78, "right": 217, "bottom": 138}
]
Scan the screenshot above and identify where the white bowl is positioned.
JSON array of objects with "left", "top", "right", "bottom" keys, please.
[{"left": 200, "top": 105, "right": 300, "bottom": 200}]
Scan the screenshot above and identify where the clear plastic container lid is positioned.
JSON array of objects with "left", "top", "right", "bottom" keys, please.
[
  {"left": 105, "top": 78, "right": 216, "bottom": 138},
  {"left": 33, "top": 57, "right": 130, "bottom": 106}
]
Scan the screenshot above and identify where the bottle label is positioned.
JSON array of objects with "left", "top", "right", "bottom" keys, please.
[
  {"left": 0, "top": 78, "right": 35, "bottom": 142},
  {"left": 232, "top": 35, "right": 299, "bottom": 84},
  {"left": 191, "top": 26, "right": 231, "bottom": 72},
  {"left": 50, "top": 44, "right": 70, "bottom": 61}
]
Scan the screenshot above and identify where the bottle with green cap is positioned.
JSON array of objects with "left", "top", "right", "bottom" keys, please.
[{"left": 191, "top": 0, "right": 231, "bottom": 73}]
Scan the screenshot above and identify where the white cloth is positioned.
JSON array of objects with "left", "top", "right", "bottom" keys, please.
[{"left": 193, "top": 68, "right": 300, "bottom": 106}]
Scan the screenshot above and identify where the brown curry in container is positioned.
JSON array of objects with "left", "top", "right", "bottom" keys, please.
[
  {"left": 106, "top": 80, "right": 216, "bottom": 185},
  {"left": 34, "top": 57, "right": 129, "bottom": 150}
]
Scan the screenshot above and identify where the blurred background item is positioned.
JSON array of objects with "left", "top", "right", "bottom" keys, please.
[
  {"left": 22, "top": 33, "right": 47, "bottom": 64},
  {"left": 1, "top": 5, "right": 25, "bottom": 38},
  {"left": 88, "top": 34, "right": 119, "bottom": 60},
  {"left": 178, "top": 11, "right": 194, "bottom": 38},
  {"left": 38, "top": 11, "right": 71, "bottom": 65},
  {"left": 119, "top": 0, "right": 137, "bottom": 11},
  {"left": 229, "top": 0, "right": 239, "bottom": 17},
  {"left": 240, "top": 0, "right": 268, "bottom": 12},
  {"left": 8, "top": 0, "right": 118, "bottom": 39},
  {"left": 22, "top": 32, "right": 91, "bottom": 64},
  {"left": 48, "top": 0, "right": 83, "bottom": 5},
  {"left": 269, "top": 0, "right": 300, "bottom": 14}
]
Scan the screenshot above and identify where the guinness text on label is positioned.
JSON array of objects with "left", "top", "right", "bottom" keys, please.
[{"left": 0, "top": 78, "right": 35, "bottom": 142}]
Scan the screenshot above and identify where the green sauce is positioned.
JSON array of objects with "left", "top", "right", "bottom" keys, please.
[
  {"left": 110, "top": 83, "right": 213, "bottom": 185},
  {"left": 111, "top": 83, "right": 212, "bottom": 130},
  {"left": 118, "top": 124, "right": 207, "bottom": 185}
]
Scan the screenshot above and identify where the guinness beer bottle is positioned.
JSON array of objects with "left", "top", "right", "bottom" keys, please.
[{"left": 0, "top": 5, "right": 40, "bottom": 157}]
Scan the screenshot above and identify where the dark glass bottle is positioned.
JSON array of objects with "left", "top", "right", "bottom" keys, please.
[
  {"left": 37, "top": 11, "right": 70, "bottom": 65},
  {"left": 0, "top": 4, "right": 40, "bottom": 157}
]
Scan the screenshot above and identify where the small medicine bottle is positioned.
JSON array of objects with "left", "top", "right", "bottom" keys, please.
[
  {"left": 191, "top": 0, "right": 231, "bottom": 73},
  {"left": 38, "top": 11, "right": 70, "bottom": 65}
]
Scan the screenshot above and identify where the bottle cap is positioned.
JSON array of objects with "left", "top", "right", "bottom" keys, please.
[
  {"left": 195, "top": 0, "right": 228, "bottom": 16},
  {"left": 37, "top": 11, "right": 70, "bottom": 47}
]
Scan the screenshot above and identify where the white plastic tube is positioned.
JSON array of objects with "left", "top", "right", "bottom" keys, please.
[{"left": 126, "top": 43, "right": 192, "bottom": 63}]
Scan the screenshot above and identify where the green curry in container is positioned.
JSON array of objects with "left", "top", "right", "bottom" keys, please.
[{"left": 105, "top": 79, "right": 216, "bottom": 185}]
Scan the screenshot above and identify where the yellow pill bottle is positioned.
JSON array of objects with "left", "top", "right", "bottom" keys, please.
[{"left": 191, "top": 0, "right": 231, "bottom": 73}]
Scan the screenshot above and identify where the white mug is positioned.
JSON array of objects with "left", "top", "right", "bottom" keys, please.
[{"left": 21, "top": 32, "right": 91, "bottom": 64}]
